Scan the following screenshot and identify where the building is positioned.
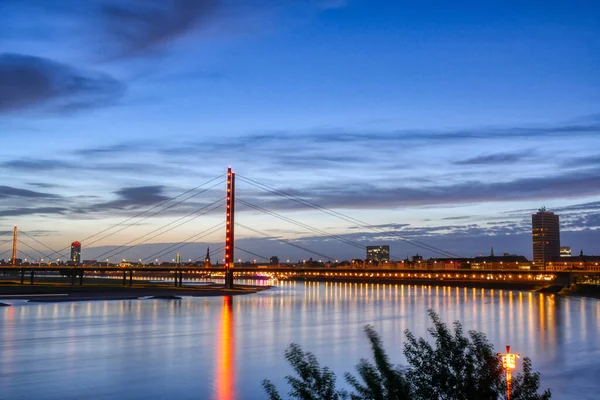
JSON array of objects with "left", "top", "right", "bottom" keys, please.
[
  {"left": 204, "top": 247, "right": 211, "bottom": 268},
  {"left": 366, "top": 245, "right": 390, "bottom": 263},
  {"left": 70, "top": 241, "right": 81, "bottom": 265},
  {"left": 547, "top": 251, "right": 600, "bottom": 271},
  {"left": 427, "top": 257, "right": 472, "bottom": 269},
  {"left": 269, "top": 256, "right": 279, "bottom": 265},
  {"left": 532, "top": 208, "right": 560, "bottom": 269},
  {"left": 471, "top": 254, "right": 531, "bottom": 270},
  {"left": 560, "top": 246, "right": 572, "bottom": 257}
]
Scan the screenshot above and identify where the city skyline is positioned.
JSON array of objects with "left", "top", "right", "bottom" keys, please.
[{"left": 1, "top": 1, "right": 600, "bottom": 260}]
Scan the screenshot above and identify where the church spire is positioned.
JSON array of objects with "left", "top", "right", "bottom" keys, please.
[
  {"left": 204, "top": 247, "right": 211, "bottom": 268},
  {"left": 490, "top": 247, "right": 494, "bottom": 257}
]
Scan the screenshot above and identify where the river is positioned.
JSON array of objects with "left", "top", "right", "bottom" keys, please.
[{"left": 1, "top": 281, "right": 599, "bottom": 399}]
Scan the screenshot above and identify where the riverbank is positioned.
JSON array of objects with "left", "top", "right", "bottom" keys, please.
[
  {"left": 284, "top": 276, "right": 600, "bottom": 299},
  {"left": 0, "top": 281, "right": 270, "bottom": 304},
  {"left": 283, "top": 276, "right": 541, "bottom": 291}
]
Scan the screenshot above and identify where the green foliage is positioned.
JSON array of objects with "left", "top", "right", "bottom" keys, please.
[
  {"left": 344, "top": 325, "right": 411, "bottom": 400},
  {"left": 261, "top": 343, "right": 348, "bottom": 400},
  {"left": 264, "top": 310, "right": 552, "bottom": 400},
  {"left": 510, "top": 357, "right": 552, "bottom": 400},
  {"left": 403, "top": 309, "right": 505, "bottom": 399}
]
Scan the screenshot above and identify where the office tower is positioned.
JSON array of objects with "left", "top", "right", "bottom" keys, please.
[
  {"left": 532, "top": 208, "right": 560, "bottom": 269},
  {"left": 70, "top": 241, "right": 81, "bottom": 264},
  {"left": 366, "top": 245, "right": 390, "bottom": 262}
]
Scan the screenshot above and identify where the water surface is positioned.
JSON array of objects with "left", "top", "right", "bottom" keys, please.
[{"left": 1, "top": 281, "right": 599, "bottom": 399}]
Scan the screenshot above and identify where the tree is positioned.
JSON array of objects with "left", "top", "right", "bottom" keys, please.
[
  {"left": 344, "top": 325, "right": 412, "bottom": 400},
  {"left": 403, "top": 309, "right": 505, "bottom": 399},
  {"left": 510, "top": 357, "right": 552, "bottom": 400},
  {"left": 264, "top": 310, "right": 551, "bottom": 400},
  {"left": 262, "top": 343, "right": 348, "bottom": 400}
]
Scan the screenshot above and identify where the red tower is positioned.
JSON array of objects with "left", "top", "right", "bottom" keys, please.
[
  {"left": 11, "top": 225, "right": 17, "bottom": 266},
  {"left": 224, "top": 167, "right": 235, "bottom": 288}
]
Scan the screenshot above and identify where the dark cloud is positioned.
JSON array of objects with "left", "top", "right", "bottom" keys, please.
[
  {"left": 247, "top": 167, "right": 600, "bottom": 211},
  {"left": 0, "top": 207, "right": 68, "bottom": 217},
  {"left": 77, "top": 141, "right": 149, "bottom": 156},
  {"left": 0, "top": 53, "right": 124, "bottom": 114},
  {"left": 86, "top": 186, "right": 170, "bottom": 211},
  {"left": 1, "top": 158, "right": 193, "bottom": 177},
  {"left": 562, "top": 154, "right": 600, "bottom": 168},
  {"left": 348, "top": 223, "right": 411, "bottom": 230},
  {"left": 454, "top": 152, "right": 528, "bottom": 165},
  {"left": 2, "top": 159, "right": 74, "bottom": 171},
  {"left": 0, "top": 185, "right": 58, "bottom": 199},
  {"left": 27, "top": 182, "right": 67, "bottom": 189},
  {"left": 158, "top": 120, "right": 600, "bottom": 160},
  {"left": 101, "top": 0, "right": 219, "bottom": 58},
  {"left": 554, "top": 201, "right": 600, "bottom": 213}
]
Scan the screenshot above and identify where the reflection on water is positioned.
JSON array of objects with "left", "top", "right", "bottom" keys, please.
[
  {"left": 216, "top": 296, "right": 234, "bottom": 400},
  {"left": 0, "top": 282, "right": 599, "bottom": 400}
]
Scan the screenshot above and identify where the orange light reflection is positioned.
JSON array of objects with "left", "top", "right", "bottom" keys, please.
[{"left": 215, "top": 296, "right": 235, "bottom": 400}]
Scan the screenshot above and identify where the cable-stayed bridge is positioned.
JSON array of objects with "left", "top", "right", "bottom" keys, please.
[{"left": 0, "top": 167, "right": 597, "bottom": 288}]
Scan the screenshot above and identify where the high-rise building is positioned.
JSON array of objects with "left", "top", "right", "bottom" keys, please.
[
  {"left": 366, "top": 245, "right": 390, "bottom": 262},
  {"left": 70, "top": 241, "right": 81, "bottom": 265},
  {"left": 532, "top": 208, "right": 560, "bottom": 269}
]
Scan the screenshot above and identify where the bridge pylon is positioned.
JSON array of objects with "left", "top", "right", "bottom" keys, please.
[
  {"left": 224, "top": 167, "right": 235, "bottom": 288},
  {"left": 12, "top": 225, "right": 17, "bottom": 266}
]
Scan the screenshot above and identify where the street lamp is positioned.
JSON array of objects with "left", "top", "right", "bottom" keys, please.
[{"left": 498, "top": 345, "right": 520, "bottom": 400}]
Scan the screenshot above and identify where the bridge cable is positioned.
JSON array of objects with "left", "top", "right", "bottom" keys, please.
[
  {"left": 40, "top": 174, "right": 226, "bottom": 260},
  {"left": 234, "top": 246, "right": 269, "bottom": 261},
  {"left": 237, "top": 175, "right": 461, "bottom": 258},
  {"left": 143, "top": 222, "right": 223, "bottom": 263},
  {"left": 19, "top": 231, "right": 60, "bottom": 257},
  {"left": 237, "top": 198, "right": 396, "bottom": 259},
  {"left": 236, "top": 222, "right": 335, "bottom": 261},
  {"left": 94, "top": 198, "right": 225, "bottom": 262},
  {"left": 15, "top": 240, "right": 40, "bottom": 261},
  {"left": 192, "top": 244, "right": 226, "bottom": 264},
  {"left": 0, "top": 249, "right": 12, "bottom": 259}
]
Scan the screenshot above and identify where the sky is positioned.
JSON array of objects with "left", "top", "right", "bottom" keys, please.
[{"left": 1, "top": 0, "right": 599, "bottom": 263}]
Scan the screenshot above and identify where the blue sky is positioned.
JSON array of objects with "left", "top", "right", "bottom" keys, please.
[{"left": 1, "top": 0, "right": 599, "bottom": 262}]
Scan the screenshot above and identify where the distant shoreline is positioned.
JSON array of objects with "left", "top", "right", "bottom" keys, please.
[
  {"left": 1, "top": 277, "right": 599, "bottom": 306},
  {"left": 281, "top": 276, "right": 600, "bottom": 299}
]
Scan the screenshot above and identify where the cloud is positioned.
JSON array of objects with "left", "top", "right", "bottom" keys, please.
[
  {"left": 454, "top": 152, "right": 528, "bottom": 165},
  {"left": 159, "top": 120, "right": 600, "bottom": 160},
  {"left": 86, "top": 186, "right": 170, "bottom": 211},
  {"left": 100, "top": 0, "right": 219, "bottom": 58},
  {"left": 562, "top": 154, "right": 600, "bottom": 168},
  {"left": 248, "top": 167, "right": 600, "bottom": 211},
  {"left": 27, "top": 182, "right": 67, "bottom": 189},
  {"left": 0, "top": 53, "right": 124, "bottom": 114},
  {"left": 0, "top": 185, "right": 58, "bottom": 199},
  {"left": 1, "top": 157, "right": 193, "bottom": 177},
  {"left": 554, "top": 201, "right": 600, "bottom": 213},
  {"left": 0, "top": 207, "right": 68, "bottom": 217},
  {"left": 2, "top": 159, "right": 74, "bottom": 171}
]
